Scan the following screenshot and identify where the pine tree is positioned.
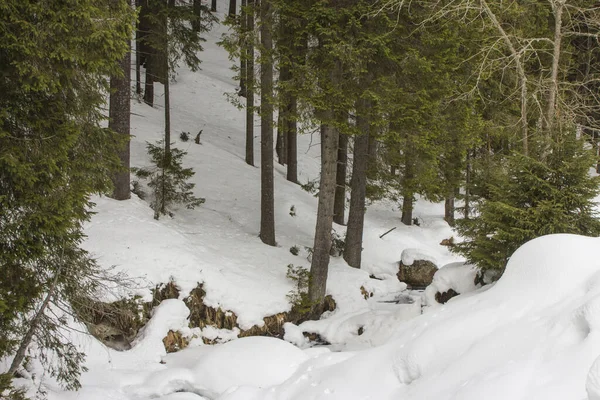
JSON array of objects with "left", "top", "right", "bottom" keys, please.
[
  {"left": 0, "top": 0, "right": 134, "bottom": 389},
  {"left": 133, "top": 142, "right": 205, "bottom": 219},
  {"left": 454, "top": 131, "right": 600, "bottom": 273}
]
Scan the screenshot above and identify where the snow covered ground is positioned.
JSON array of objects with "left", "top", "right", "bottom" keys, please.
[{"left": 33, "top": 2, "right": 600, "bottom": 400}]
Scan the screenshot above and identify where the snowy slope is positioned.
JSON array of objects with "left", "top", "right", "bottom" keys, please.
[{"left": 82, "top": 7, "right": 457, "bottom": 332}]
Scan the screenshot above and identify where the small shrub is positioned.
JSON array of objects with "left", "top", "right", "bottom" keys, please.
[
  {"left": 289, "top": 245, "right": 300, "bottom": 256},
  {"left": 330, "top": 229, "right": 345, "bottom": 257},
  {"left": 180, "top": 131, "right": 190, "bottom": 142},
  {"left": 300, "top": 179, "right": 319, "bottom": 195},
  {"left": 289, "top": 205, "right": 296, "bottom": 217},
  {"left": 286, "top": 264, "right": 311, "bottom": 315},
  {"left": 133, "top": 140, "right": 205, "bottom": 219}
]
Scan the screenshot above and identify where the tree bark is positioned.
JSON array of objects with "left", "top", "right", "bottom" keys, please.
[
  {"left": 135, "top": 0, "right": 145, "bottom": 96},
  {"left": 464, "top": 149, "right": 472, "bottom": 219},
  {"left": 344, "top": 106, "right": 370, "bottom": 268},
  {"left": 286, "top": 93, "right": 298, "bottom": 183},
  {"left": 401, "top": 194, "right": 413, "bottom": 226},
  {"left": 545, "top": 0, "right": 564, "bottom": 133},
  {"left": 259, "top": 0, "right": 275, "bottom": 246},
  {"left": 276, "top": 112, "right": 285, "bottom": 165},
  {"left": 308, "top": 120, "right": 339, "bottom": 315},
  {"left": 109, "top": 43, "right": 131, "bottom": 201},
  {"left": 135, "top": 27, "right": 141, "bottom": 95},
  {"left": 444, "top": 192, "right": 455, "bottom": 226},
  {"left": 333, "top": 131, "right": 347, "bottom": 225},
  {"left": 143, "top": 67, "right": 154, "bottom": 106},
  {"left": 239, "top": 0, "right": 247, "bottom": 97},
  {"left": 245, "top": 0, "right": 254, "bottom": 166},
  {"left": 8, "top": 265, "right": 62, "bottom": 376},
  {"left": 192, "top": 0, "right": 202, "bottom": 32}
]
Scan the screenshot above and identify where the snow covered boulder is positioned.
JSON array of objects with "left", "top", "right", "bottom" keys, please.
[
  {"left": 424, "top": 262, "right": 480, "bottom": 305},
  {"left": 397, "top": 249, "right": 438, "bottom": 289}
]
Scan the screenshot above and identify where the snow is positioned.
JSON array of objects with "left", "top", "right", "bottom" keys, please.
[
  {"left": 423, "top": 262, "right": 480, "bottom": 306},
  {"left": 221, "top": 234, "right": 600, "bottom": 400},
  {"left": 400, "top": 248, "right": 439, "bottom": 267},
  {"left": 11, "top": 2, "right": 600, "bottom": 399}
]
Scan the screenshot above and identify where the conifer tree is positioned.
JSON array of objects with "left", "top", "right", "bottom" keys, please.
[
  {"left": 0, "top": 0, "right": 134, "bottom": 390},
  {"left": 454, "top": 132, "right": 600, "bottom": 273}
]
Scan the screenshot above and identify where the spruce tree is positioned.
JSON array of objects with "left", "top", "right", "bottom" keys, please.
[
  {"left": 454, "top": 132, "right": 600, "bottom": 273},
  {"left": 0, "top": 0, "right": 134, "bottom": 390}
]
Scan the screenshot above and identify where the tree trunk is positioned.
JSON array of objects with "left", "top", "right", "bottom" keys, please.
[
  {"left": 164, "top": 77, "right": 171, "bottom": 156},
  {"left": 211, "top": 0, "right": 217, "bottom": 12},
  {"left": 400, "top": 134, "right": 415, "bottom": 226},
  {"left": 159, "top": 49, "right": 171, "bottom": 218},
  {"left": 444, "top": 192, "right": 455, "bottom": 226},
  {"left": 259, "top": 0, "right": 275, "bottom": 246},
  {"left": 135, "top": 29, "right": 141, "bottom": 95},
  {"left": 135, "top": 0, "right": 144, "bottom": 96},
  {"left": 401, "top": 194, "right": 413, "bottom": 226},
  {"left": 239, "top": 0, "right": 247, "bottom": 97},
  {"left": 229, "top": 0, "right": 237, "bottom": 17},
  {"left": 545, "top": 0, "right": 564, "bottom": 133},
  {"left": 276, "top": 112, "right": 285, "bottom": 165},
  {"left": 286, "top": 93, "right": 298, "bottom": 183},
  {"left": 366, "top": 131, "right": 378, "bottom": 179},
  {"left": 143, "top": 68, "right": 154, "bottom": 106},
  {"left": 192, "top": 0, "right": 202, "bottom": 32},
  {"left": 109, "top": 43, "right": 131, "bottom": 201},
  {"left": 333, "top": 131, "right": 347, "bottom": 225},
  {"left": 245, "top": 0, "right": 254, "bottom": 166},
  {"left": 8, "top": 265, "right": 62, "bottom": 376},
  {"left": 308, "top": 120, "right": 339, "bottom": 315},
  {"left": 277, "top": 61, "right": 291, "bottom": 166},
  {"left": 344, "top": 105, "right": 370, "bottom": 268},
  {"left": 464, "top": 149, "right": 472, "bottom": 219}
]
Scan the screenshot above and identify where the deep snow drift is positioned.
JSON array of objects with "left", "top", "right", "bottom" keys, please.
[{"left": 221, "top": 234, "right": 600, "bottom": 400}]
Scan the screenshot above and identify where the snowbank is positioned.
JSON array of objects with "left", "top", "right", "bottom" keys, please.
[{"left": 223, "top": 234, "right": 600, "bottom": 400}]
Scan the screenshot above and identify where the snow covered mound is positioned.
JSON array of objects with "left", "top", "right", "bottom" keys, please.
[
  {"left": 222, "top": 234, "right": 600, "bottom": 400},
  {"left": 423, "top": 262, "right": 480, "bottom": 306}
]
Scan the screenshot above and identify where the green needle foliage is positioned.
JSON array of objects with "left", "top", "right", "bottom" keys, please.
[
  {"left": 454, "top": 131, "right": 600, "bottom": 273},
  {"left": 133, "top": 141, "right": 205, "bottom": 220},
  {"left": 0, "top": 0, "right": 134, "bottom": 392}
]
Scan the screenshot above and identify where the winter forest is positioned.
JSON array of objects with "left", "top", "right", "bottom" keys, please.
[{"left": 3, "top": 0, "right": 600, "bottom": 399}]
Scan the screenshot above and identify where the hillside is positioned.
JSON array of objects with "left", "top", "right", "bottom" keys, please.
[{"left": 29, "top": 4, "right": 600, "bottom": 400}]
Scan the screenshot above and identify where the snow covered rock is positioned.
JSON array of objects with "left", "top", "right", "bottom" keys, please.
[
  {"left": 424, "top": 262, "right": 480, "bottom": 306},
  {"left": 398, "top": 249, "right": 438, "bottom": 288}
]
